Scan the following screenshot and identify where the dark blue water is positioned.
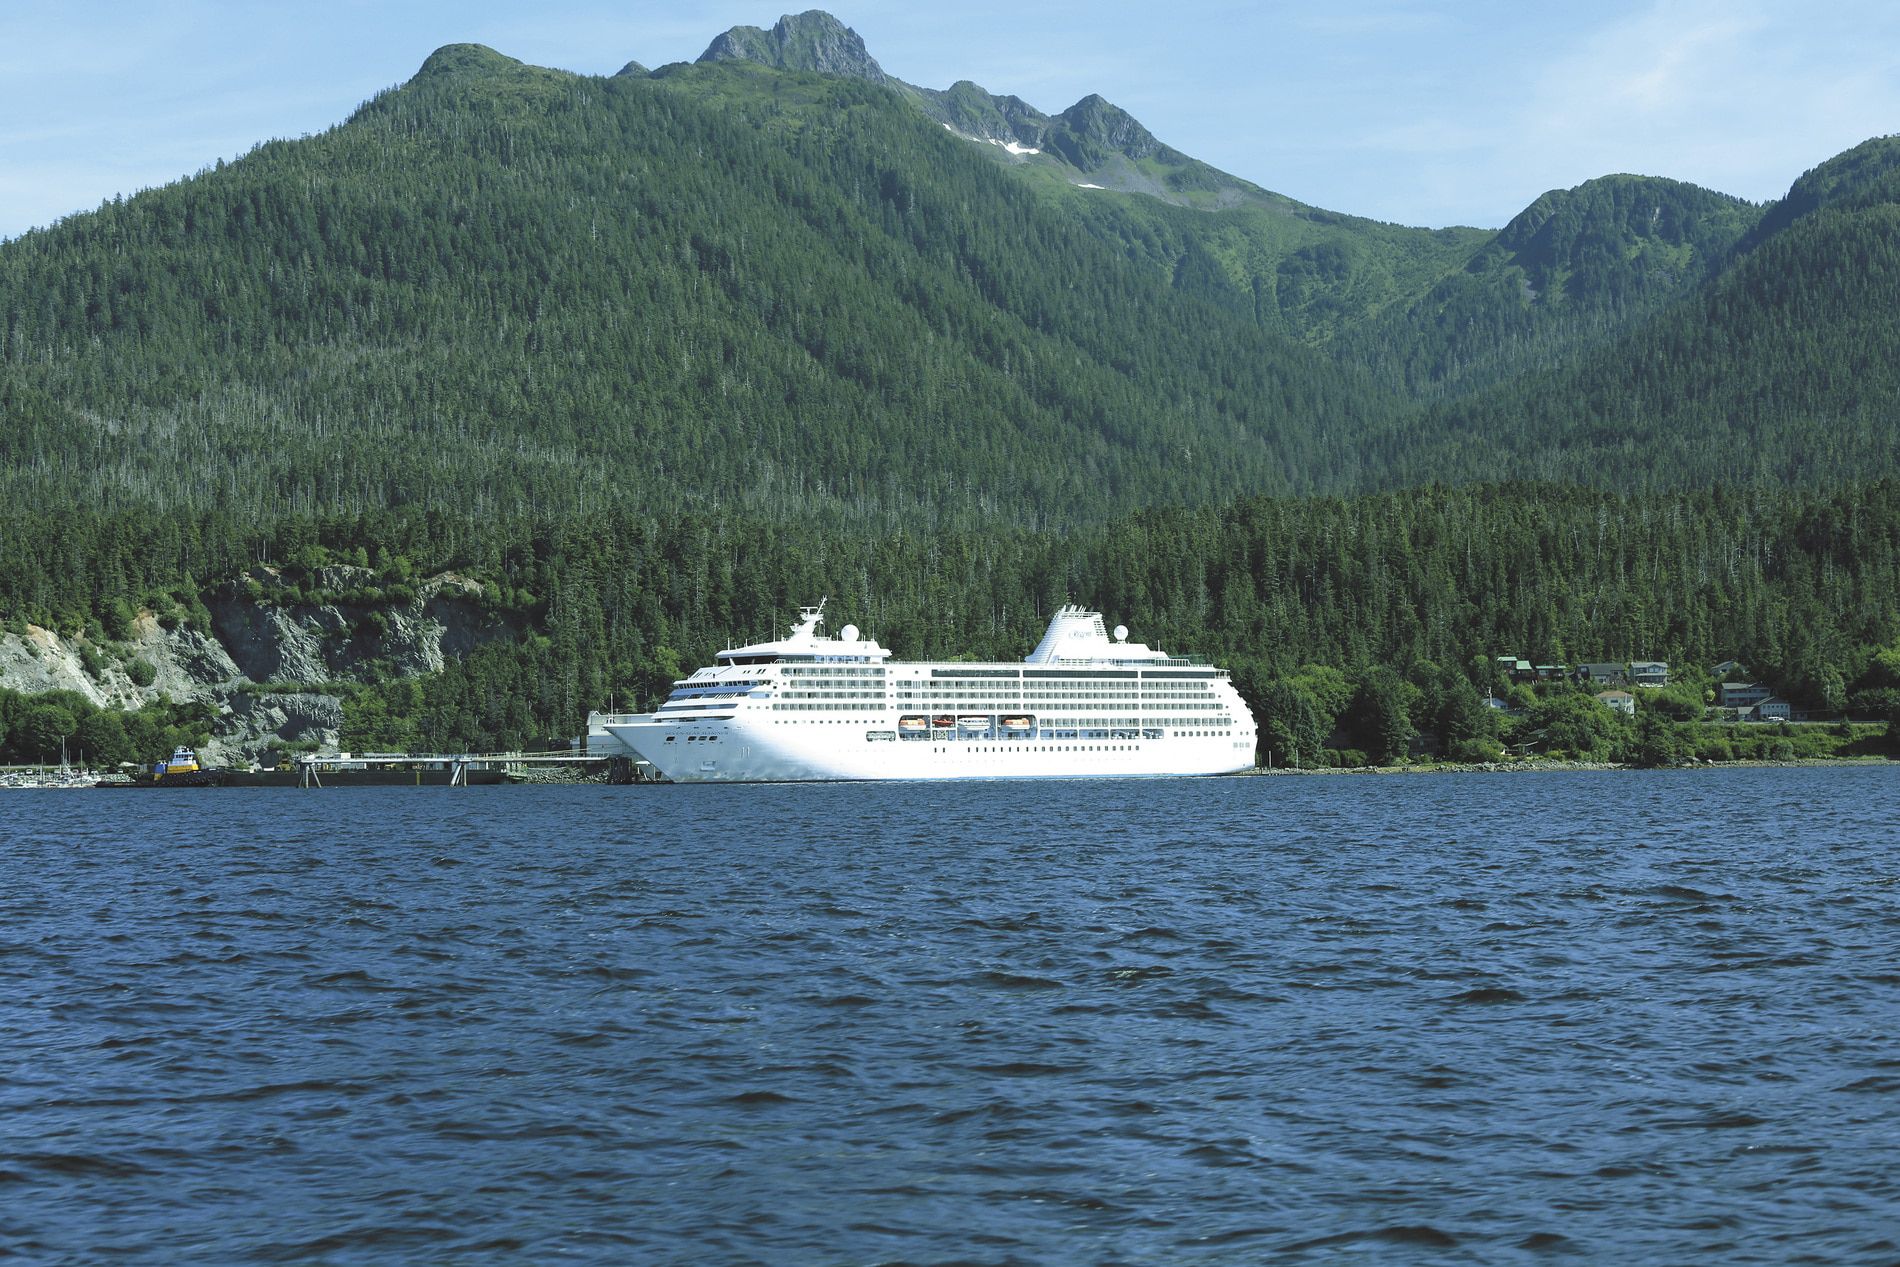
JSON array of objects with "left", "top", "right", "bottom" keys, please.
[{"left": 4, "top": 768, "right": 1899, "bottom": 1264}]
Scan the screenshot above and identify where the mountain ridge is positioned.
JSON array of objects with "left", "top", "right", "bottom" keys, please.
[
  {"left": 682, "top": 9, "right": 1281, "bottom": 210},
  {"left": 0, "top": 11, "right": 1893, "bottom": 532}
]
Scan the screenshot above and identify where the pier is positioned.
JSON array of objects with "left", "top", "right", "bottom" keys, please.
[{"left": 286, "top": 750, "right": 627, "bottom": 787}]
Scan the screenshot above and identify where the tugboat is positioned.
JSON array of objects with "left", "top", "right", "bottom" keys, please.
[
  {"left": 159, "top": 746, "right": 197, "bottom": 775},
  {"left": 97, "top": 746, "right": 228, "bottom": 788}
]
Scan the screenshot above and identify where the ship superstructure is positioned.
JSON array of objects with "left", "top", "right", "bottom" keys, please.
[{"left": 606, "top": 603, "right": 1256, "bottom": 782}]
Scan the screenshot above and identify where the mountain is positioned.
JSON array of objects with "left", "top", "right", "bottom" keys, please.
[
  {"left": 1739, "top": 133, "right": 1900, "bottom": 250},
  {"left": 1337, "top": 173, "right": 1761, "bottom": 396},
  {"left": 0, "top": 11, "right": 1895, "bottom": 533},
  {"left": 678, "top": 15, "right": 1789, "bottom": 403},
  {"left": 0, "top": 37, "right": 1395, "bottom": 529},
  {"left": 4, "top": 14, "right": 1900, "bottom": 755},
  {"left": 692, "top": 10, "right": 1282, "bottom": 210},
  {"left": 698, "top": 10, "right": 891, "bottom": 83},
  {"left": 1384, "top": 137, "right": 1900, "bottom": 489}
]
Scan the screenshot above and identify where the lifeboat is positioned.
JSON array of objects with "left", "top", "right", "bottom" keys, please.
[
  {"left": 957, "top": 716, "right": 991, "bottom": 732},
  {"left": 1000, "top": 716, "right": 1033, "bottom": 732}
]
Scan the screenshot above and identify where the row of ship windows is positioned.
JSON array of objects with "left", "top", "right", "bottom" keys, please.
[
  {"left": 889, "top": 728, "right": 1238, "bottom": 739},
  {"left": 669, "top": 729, "right": 1242, "bottom": 744},
  {"left": 679, "top": 693, "right": 1223, "bottom": 709},
  {"left": 767, "top": 699, "right": 1223, "bottom": 710},
  {"left": 888, "top": 733, "right": 1241, "bottom": 750},
  {"left": 939, "top": 745, "right": 1146, "bottom": 754},
  {"left": 894, "top": 701, "right": 1224, "bottom": 710},
  {"left": 763, "top": 715, "right": 1233, "bottom": 729},
  {"left": 895, "top": 688, "right": 1210, "bottom": 696},
  {"left": 774, "top": 703, "right": 884, "bottom": 711}
]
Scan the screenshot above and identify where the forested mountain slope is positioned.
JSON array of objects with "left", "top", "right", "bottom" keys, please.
[
  {"left": 0, "top": 44, "right": 1396, "bottom": 528},
  {"left": 1337, "top": 175, "right": 1759, "bottom": 396},
  {"left": 3, "top": 18, "right": 1897, "bottom": 532},
  {"left": 4, "top": 14, "right": 1900, "bottom": 755},
  {"left": 1382, "top": 138, "right": 1900, "bottom": 488},
  {"left": 689, "top": 12, "right": 1770, "bottom": 402}
]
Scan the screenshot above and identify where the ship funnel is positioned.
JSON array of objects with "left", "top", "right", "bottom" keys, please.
[{"left": 1025, "top": 605, "right": 1112, "bottom": 663}]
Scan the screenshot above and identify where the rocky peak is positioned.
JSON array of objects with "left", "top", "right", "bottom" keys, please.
[
  {"left": 1056, "top": 94, "right": 1163, "bottom": 162},
  {"left": 698, "top": 10, "right": 888, "bottom": 83}
]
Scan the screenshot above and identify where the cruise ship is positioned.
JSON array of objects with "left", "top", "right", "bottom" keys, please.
[{"left": 606, "top": 603, "right": 1256, "bottom": 782}]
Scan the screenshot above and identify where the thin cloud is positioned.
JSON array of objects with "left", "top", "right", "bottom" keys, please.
[{"left": 1513, "top": 0, "right": 1900, "bottom": 199}]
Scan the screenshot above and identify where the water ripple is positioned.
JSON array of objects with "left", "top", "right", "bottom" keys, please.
[{"left": 2, "top": 768, "right": 1897, "bottom": 1262}]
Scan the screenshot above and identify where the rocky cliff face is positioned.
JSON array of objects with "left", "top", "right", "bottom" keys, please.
[
  {"left": 0, "top": 569, "right": 517, "bottom": 764},
  {"left": 697, "top": 10, "right": 890, "bottom": 83}
]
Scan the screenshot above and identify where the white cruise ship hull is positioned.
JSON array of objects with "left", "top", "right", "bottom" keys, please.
[
  {"left": 607, "top": 717, "right": 1253, "bottom": 783},
  {"left": 615, "top": 602, "right": 1257, "bottom": 784}
]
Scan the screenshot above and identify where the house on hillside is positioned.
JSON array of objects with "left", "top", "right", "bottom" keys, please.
[
  {"left": 1596, "top": 689, "right": 1636, "bottom": 716},
  {"left": 1752, "top": 697, "right": 1793, "bottom": 722},
  {"left": 1496, "top": 656, "right": 1535, "bottom": 684},
  {"left": 1577, "top": 662, "right": 1629, "bottom": 685},
  {"left": 1630, "top": 661, "right": 1668, "bottom": 687},
  {"left": 1720, "top": 682, "right": 1773, "bottom": 710}
]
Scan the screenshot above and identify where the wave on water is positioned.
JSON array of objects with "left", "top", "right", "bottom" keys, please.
[{"left": 3, "top": 768, "right": 1897, "bottom": 1262}]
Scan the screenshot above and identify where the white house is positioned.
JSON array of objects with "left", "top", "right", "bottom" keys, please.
[{"left": 1596, "top": 689, "right": 1636, "bottom": 716}]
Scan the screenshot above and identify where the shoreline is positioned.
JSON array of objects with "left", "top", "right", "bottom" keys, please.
[{"left": 1251, "top": 756, "right": 1896, "bottom": 775}]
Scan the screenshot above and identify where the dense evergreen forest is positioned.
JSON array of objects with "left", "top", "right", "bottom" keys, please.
[
  {"left": 4, "top": 481, "right": 1897, "bottom": 763},
  {"left": 2, "top": 17, "right": 1897, "bottom": 764},
  {"left": 0, "top": 49, "right": 1390, "bottom": 529},
  {"left": 4, "top": 36, "right": 1900, "bottom": 529}
]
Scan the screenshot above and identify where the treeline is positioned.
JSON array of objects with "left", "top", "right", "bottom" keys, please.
[
  {"left": 5, "top": 481, "right": 1898, "bottom": 755},
  {"left": 0, "top": 689, "right": 212, "bottom": 768}
]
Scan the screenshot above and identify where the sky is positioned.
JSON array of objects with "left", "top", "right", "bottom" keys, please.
[{"left": 3, "top": 0, "right": 1898, "bottom": 241}]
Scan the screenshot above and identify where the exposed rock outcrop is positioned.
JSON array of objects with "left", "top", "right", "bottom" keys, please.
[
  {"left": 134, "top": 617, "right": 246, "bottom": 700},
  {"left": 203, "top": 692, "right": 345, "bottom": 767},
  {"left": 0, "top": 569, "right": 518, "bottom": 764},
  {"left": 208, "top": 570, "right": 507, "bottom": 686},
  {"left": 698, "top": 11, "right": 889, "bottom": 83},
  {"left": 0, "top": 624, "right": 126, "bottom": 708}
]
